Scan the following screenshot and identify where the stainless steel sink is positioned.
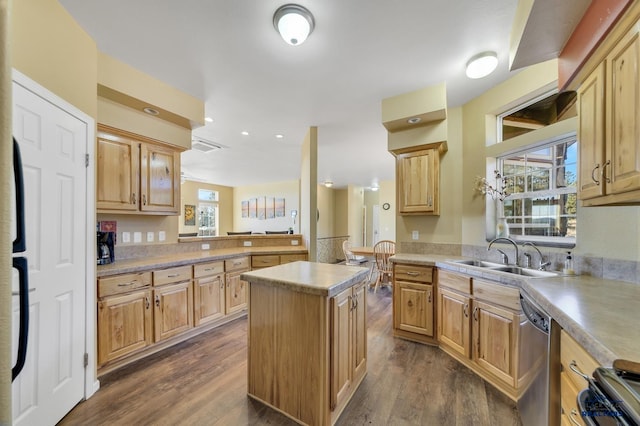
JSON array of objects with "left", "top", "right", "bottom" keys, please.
[{"left": 449, "top": 260, "right": 559, "bottom": 278}]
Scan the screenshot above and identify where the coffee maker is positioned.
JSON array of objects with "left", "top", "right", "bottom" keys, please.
[{"left": 97, "top": 231, "right": 115, "bottom": 265}]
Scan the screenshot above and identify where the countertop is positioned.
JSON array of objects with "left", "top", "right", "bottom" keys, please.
[
  {"left": 97, "top": 246, "right": 308, "bottom": 277},
  {"left": 391, "top": 253, "right": 640, "bottom": 368},
  {"left": 241, "top": 261, "right": 369, "bottom": 297}
]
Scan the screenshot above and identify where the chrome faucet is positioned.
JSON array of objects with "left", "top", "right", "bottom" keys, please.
[
  {"left": 488, "top": 237, "right": 519, "bottom": 266},
  {"left": 521, "top": 241, "right": 551, "bottom": 270}
]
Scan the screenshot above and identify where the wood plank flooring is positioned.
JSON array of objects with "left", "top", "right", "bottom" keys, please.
[{"left": 59, "top": 287, "right": 522, "bottom": 426}]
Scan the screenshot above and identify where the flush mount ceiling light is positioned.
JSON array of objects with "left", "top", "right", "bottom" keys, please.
[
  {"left": 371, "top": 185, "right": 379, "bottom": 192},
  {"left": 204, "top": 117, "right": 213, "bottom": 123},
  {"left": 324, "top": 181, "right": 333, "bottom": 188},
  {"left": 465, "top": 51, "right": 498, "bottom": 79},
  {"left": 273, "top": 4, "right": 315, "bottom": 46}
]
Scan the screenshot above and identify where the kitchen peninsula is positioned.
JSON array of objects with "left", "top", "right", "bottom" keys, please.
[{"left": 241, "top": 262, "right": 369, "bottom": 426}]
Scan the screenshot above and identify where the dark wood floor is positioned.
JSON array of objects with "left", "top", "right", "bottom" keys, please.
[{"left": 59, "top": 287, "right": 522, "bottom": 426}]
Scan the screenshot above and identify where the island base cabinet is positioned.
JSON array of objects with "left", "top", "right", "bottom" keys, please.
[
  {"left": 247, "top": 278, "right": 367, "bottom": 426},
  {"left": 97, "top": 289, "right": 153, "bottom": 365}
]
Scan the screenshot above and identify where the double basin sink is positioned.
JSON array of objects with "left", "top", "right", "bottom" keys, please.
[{"left": 450, "top": 259, "right": 559, "bottom": 278}]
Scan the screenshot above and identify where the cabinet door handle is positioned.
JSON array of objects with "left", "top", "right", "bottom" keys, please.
[
  {"left": 145, "top": 296, "right": 150, "bottom": 309},
  {"left": 591, "top": 164, "right": 601, "bottom": 185},
  {"left": 568, "top": 409, "right": 581, "bottom": 426},
  {"left": 427, "top": 195, "right": 432, "bottom": 207},
  {"left": 472, "top": 306, "right": 478, "bottom": 321},
  {"left": 131, "top": 192, "right": 137, "bottom": 204},
  {"left": 602, "top": 160, "right": 611, "bottom": 184},
  {"left": 155, "top": 295, "right": 160, "bottom": 307},
  {"left": 463, "top": 303, "right": 468, "bottom": 318},
  {"left": 569, "top": 360, "right": 590, "bottom": 382},
  {"left": 427, "top": 290, "right": 431, "bottom": 303},
  {"left": 142, "top": 194, "right": 147, "bottom": 205}
]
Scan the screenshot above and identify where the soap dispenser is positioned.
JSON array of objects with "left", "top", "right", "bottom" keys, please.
[{"left": 563, "top": 251, "right": 575, "bottom": 275}]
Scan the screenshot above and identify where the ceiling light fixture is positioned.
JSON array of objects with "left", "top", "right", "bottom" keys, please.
[
  {"left": 143, "top": 107, "right": 159, "bottom": 116},
  {"left": 204, "top": 117, "right": 213, "bottom": 123},
  {"left": 407, "top": 117, "right": 421, "bottom": 124},
  {"left": 241, "top": 131, "right": 249, "bottom": 136},
  {"left": 371, "top": 185, "right": 379, "bottom": 192},
  {"left": 324, "top": 181, "right": 333, "bottom": 188},
  {"left": 465, "top": 51, "right": 498, "bottom": 79},
  {"left": 273, "top": 4, "right": 315, "bottom": 46},
  {"left": 275, "top": 134, "right": 284, "bottom": 139}
]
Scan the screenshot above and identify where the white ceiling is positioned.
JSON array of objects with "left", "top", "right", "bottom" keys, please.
[{"left": 59, "top": 0, "right": 530, "bottom": 189}]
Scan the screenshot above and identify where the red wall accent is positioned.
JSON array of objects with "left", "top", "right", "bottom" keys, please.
[{"left": 558, "top": 0, "right": 632, "bottom": 89}]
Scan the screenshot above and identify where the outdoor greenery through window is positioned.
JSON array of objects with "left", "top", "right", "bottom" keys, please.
[
  {"left": 499, "top": 136, "right": 577, "bottom": 245},
  {"left": 198, "top": 189, "right": 218, "bottom": 237}
]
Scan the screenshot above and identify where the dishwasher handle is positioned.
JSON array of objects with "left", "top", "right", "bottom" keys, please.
[{"left": 520, "top": 293, "right": 549, "bottom": 334}]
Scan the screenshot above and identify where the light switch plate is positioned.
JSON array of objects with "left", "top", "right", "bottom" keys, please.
[
  {"left": 158, "top": 231, "right": 166, "bottom": 242},
  {"left": 122, "top": 232, "right": 130, "bottom": 243},
  {"left": 291, "top": 240, "right": 299, "bottom": 246},
  {"left": 201, "top": 243, "right": 210, "bottom": 250},
  {"left": 243, "top": 241, "right": 252, "bottom": 247},
  {"left": 412, "top": 230, "right": 419, "bottom": 240},
  {"left": 133, "top": 232, "right": 142, "bottom": 243},
  {"left": 147, "top": 232, "right": 154, "bottom": 242}
]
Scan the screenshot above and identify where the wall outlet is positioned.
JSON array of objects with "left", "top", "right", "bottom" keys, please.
[
  {"left": 412, "top": 230, "right": 419, "bottom": 240},
  {"left": 201, "top": 243, "right": 210, "bottom": 250},
  {"left": 133, "top": 232, "right": 142, "bottom": 243},
  {"left": 122, "top": 232, "right": 131, "bottom": 243},
  {"left": 147, "top": 232, "right": 155, "bottom": 242},
  {"left": 291, "top": 240, "right": 299, "bottom": 246},
  {"left": 158, "top": 231, "right": 166, "bottom": 242},
  {"left": 243, "top": 241, "right": 252, "bottom": 247}
]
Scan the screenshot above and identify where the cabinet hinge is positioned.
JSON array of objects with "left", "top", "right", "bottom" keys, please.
[
  {"left": 84, "top": 353, "right": 89, "bottom": 368},
  {"left": 85, "top": 153, "right": 90, "bottom": 168}
]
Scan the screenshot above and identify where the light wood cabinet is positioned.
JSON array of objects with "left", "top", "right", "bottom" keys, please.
[
  {"left": 330, "top": 280, "right": 366, "bottom": 412},
  {"left": 396, "top": 148, "right": 439, "bottom": 215},
  {"left": 251, "top": 253, "right": 308, "bottom": 269},
  {"left": 152, "top": 266, "right": 194, "bottom": 342},
  {"left": 436, "top": 270, "right": 524, "bottom": 399},
  {"left": 97, "top": 272, "right": 153, "bottom": 366},
  {"left": 225, "top": 257, "right": 250, "bottom": 314},
  {"left": 392, "top": 263, "right": 435, "bottom": 344},
  {"left": 193, "top": 261, "right": 225, "bottom": 326},
  {"left": 97, "top": 125, "right": 181, "bottom": 215},
  {"left": 560, "top": 330, "right": 600, "bottom": 426},
  {"left": 579, "top": 23, "right": 640, "bottom": 206}
]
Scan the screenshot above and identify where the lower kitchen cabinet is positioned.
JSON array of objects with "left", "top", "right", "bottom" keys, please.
[
  {"left": 331, "top": 280, "right": 366, "bottom": 411},
  {"left": 153, "top": 265, "right": 194, "bottom": 342},
  {"left": 437, "top": 286, "right": 471, "bottom": 358},
  {"left": 225, "top": 256, "right": 250, "bottom": 314},
  {"left": 193, "top": 261, "right": 226, "bottom": 326},
  {"left": 560, "top": 329, "right": 600, "bottom": 426},
  {"left": 392, "top": 263, "right": 436, "bottom": 344},
  {"left": 97, "top": 288, "right": 153, "bottom": 365}
]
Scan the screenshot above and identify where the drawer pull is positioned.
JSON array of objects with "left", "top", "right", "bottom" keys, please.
[
  {"left": 167, "top": 273, "right": 180, "bottom": 278},
  {"left": 569, "top": 409, "right": 581, "bottom": 426},
  {"left": 117, "top": 281, "right": 137, "bottom": 287},
  {"left": 569, "top": 360, "right": 590, "bottom": 382},
  {"left": 405, "top": 271, "right": 420, "bottom": 276}
]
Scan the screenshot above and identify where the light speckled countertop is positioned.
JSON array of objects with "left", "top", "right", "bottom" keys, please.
[
  {"left": 241, "top": 261, "right": 369, "bottom": 297},
  {"left": 391, "top": 253, "right": 640, "bottom": 368},
  {"left": 97, "top": 246, "right": 308, "bottom": 277}
]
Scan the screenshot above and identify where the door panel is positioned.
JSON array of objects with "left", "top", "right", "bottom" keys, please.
[{"left": 12, "top": 80, "right": 87, "bottom": 426}]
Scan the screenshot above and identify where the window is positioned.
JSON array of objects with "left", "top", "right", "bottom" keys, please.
[
  {"left": 499, "top": 136, "right": 577, "bottom": 246},
  {"left": 198, "top": 189, "right": 219, "bottom": 237}
]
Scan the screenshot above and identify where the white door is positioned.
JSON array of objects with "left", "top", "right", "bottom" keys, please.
[
  {"left": 372, "top": 205, "right": 380, "bottom": 246},
  {"left": 12, "top": 78, "right": 87, "bottom": 425}
]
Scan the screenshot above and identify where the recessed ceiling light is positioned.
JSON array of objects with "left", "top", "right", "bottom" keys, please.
[
  {"left": 241, "top": 131, "right": 249, "bottom": 136},
  {"left": 465, "top": 51, "right": 498, "bottom": 79},
  {"left": 275, "top": 134, "right": 284, "bottom": 139},
  {"left": 205, "top": 117, "right": 213, "bottom": 123},
  {"left": 407, "top": 117, "right": 421, "bottom": 124},
  {"left": 143, "top": 107, "right": 159, "bottom": 116}
]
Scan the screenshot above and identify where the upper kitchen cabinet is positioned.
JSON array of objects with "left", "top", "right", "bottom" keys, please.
[
  {"left": 392, "top": 142, "right": 447, "bottom": 215},
  {"left": 97, "top": 125, "right": 181, "bottom": 215},
  {"left": 578, "top": 16, "right": 640, "bottom": 206}
]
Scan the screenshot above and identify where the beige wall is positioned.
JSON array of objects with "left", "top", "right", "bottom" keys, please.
[
  {"left": 300, "top": 127, "right": 318, "bottom": 259},
  {"left": 363, "top": 190, "right": 378, "bottom": 245},
  {"left": 12, "top": 0, "right": 98, "bottom": 118},
  {"left": 334, "top": 189, "right": 348, "bottom": 236},
  {"left": 179, "top": 180, "right": 233, "bottom": 236},
  {"left": 378, "top": 180, "right": 396, "bottom": 242},
  {"left": 232, "top": 180, "right": 299, "bottom": 234},
  {"left": 317, "top": 185, "right": 336, "bottom": 238},
  {"left": 347, "top": 185, "right": 365, "bottom": 246}
]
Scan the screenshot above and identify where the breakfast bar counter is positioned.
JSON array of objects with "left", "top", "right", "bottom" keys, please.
[{"left": 241, "top": 262, "right": 369, "bottom": 426}]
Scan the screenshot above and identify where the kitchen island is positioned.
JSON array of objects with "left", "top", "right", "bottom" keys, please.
[{"left": 241, "top": 261, "right": 369, "bottom": 426}]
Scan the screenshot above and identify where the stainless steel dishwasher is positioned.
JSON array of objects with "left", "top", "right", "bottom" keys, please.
[{"left": 518, "top": 290, "right": 561, "bottom": 426}]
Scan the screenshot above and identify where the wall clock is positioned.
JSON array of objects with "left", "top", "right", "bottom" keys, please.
[{"left": 382, "top": 203, "right": 390, "bottom": 210}]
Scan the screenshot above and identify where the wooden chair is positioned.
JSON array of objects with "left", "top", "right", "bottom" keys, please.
[
  {"left": 372, "top": 240, "right": 395, "bottom": 292},
  {"left": 342, "top": 240, "right": 367, "bottom": 266}
]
